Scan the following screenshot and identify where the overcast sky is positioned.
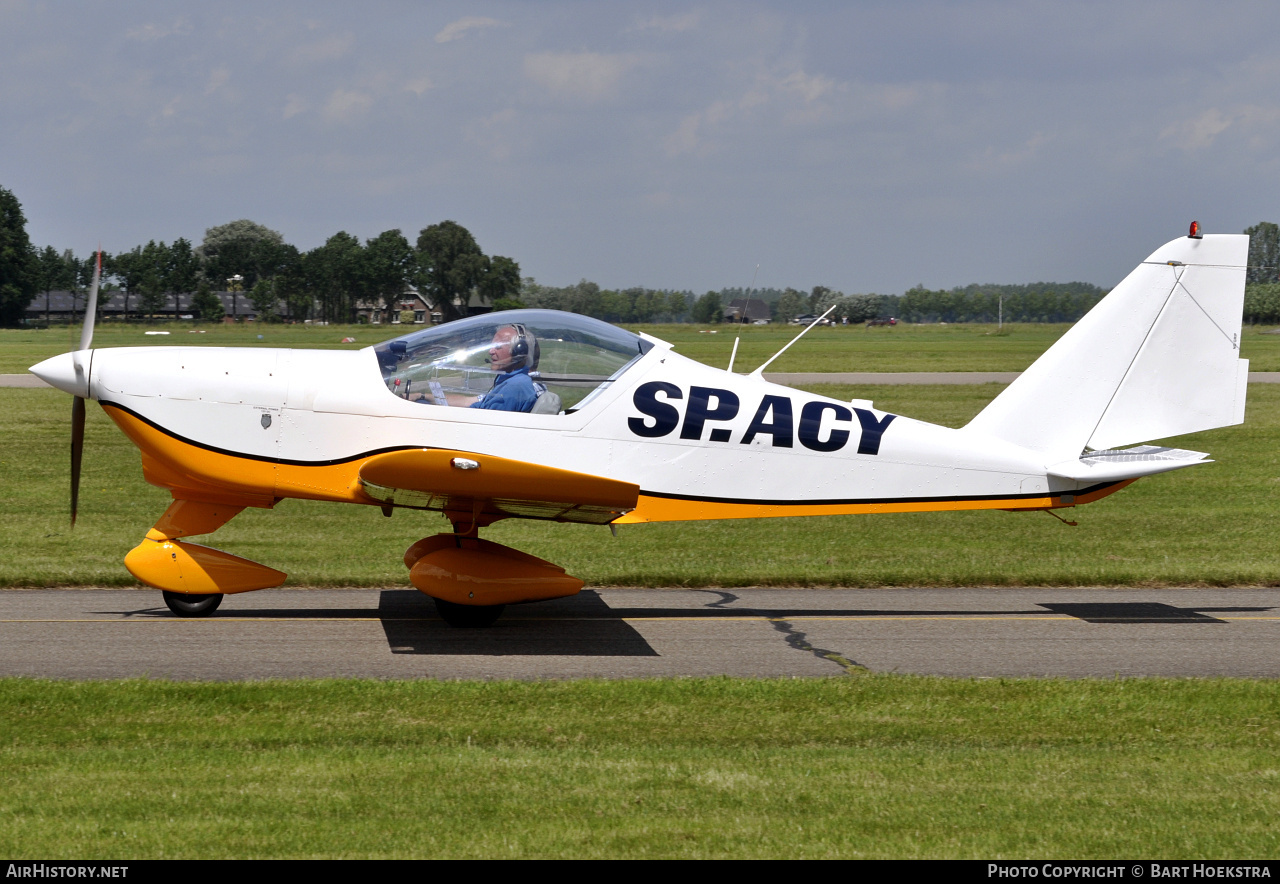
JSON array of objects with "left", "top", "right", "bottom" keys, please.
[{"left": 3, "top": 1, "right": 1279, "bottom": 294}]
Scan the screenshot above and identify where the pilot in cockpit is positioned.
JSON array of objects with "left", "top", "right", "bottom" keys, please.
[{"left": 469, "top": 323, "right": 539, "bottom": 412}]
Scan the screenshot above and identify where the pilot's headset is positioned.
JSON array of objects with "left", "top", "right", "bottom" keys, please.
[{"left": 504, "top": 323, "right": 539, "bottom": 371}]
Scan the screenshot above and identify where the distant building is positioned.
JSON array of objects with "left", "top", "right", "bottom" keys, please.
[
  {"left": 25, "top": 291, "right": 265, "bottom": 322},
  {"left": 355, "top": 287, "right": 493, "bottom": 325},
  {"left": 27, "top": 285, "right": 489, "bottom": 326},
  {"left": 355, "top": 289, "right": 433, "bottom": 325},
  {"left": 724, "top": 298, "right": 771, "bottom": 324}
]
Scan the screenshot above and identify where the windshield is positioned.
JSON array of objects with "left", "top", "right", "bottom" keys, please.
[{"left": 374, "top": 309, "right": 653, "bottom": 414}]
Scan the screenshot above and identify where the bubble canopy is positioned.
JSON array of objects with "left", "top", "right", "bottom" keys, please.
[{"left": 373, "top": 310, "right": 654, "bottom": 413}]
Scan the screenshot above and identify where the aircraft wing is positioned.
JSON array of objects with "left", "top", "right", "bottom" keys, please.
[{"left": 358, "top": 448, "right": 639, "bottom": 525}]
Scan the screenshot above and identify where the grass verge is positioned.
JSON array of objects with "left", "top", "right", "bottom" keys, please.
[
  {"left": 9, "top": 322, "right": 1280, "bottom": 374},
  {"left": 1, "top": 676, "right": 1277, "bottom": 858}
]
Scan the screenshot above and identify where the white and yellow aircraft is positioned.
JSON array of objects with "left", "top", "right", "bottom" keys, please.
[{"left": 31, "top": 229, "right": 1249, "bottom": 626}]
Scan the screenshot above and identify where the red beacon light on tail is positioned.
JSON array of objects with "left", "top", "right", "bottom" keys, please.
[{"left": 1189, "top": 221, "right": 1203, "bottom": 239}]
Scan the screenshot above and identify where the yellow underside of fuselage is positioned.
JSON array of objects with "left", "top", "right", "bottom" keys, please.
[
  {"left": 103, "top": 402, "right": 1129, "bottom": 523},
  {"left": 104, "top": 403, "right": 375, "bottom": 509},
  {"left": 616, "top": 481, "right": 1128, "bottom": 522}
]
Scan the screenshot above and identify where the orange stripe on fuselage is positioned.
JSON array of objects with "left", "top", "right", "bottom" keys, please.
[
  {"left": 102, "top": 404, "right": 377, "bottom": 507},
  {"left": 613, "top": 481, "right": 1133, "bottom": 523},
  {"left": 103, "top": 402, "right": 1132, "bottom": 523}
]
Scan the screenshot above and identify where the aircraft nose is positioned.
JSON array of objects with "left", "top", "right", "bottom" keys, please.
[{"left": 30, "top": 350, "right": 92, "bottom": 398}]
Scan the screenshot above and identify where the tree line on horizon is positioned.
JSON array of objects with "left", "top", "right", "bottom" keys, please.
[
  {"left": 5, "top": 184, "right": 1280, "bottom": 328},
  {"left": 19, "top": 217, "right": 521, "bottom": 326}
]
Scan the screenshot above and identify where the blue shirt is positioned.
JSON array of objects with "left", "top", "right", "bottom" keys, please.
[{"left": 469, "top": 367, "right": 538, "bottom": 412}]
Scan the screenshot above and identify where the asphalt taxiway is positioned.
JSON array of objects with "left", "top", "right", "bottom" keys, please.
[{"left": 1, "top": 587, "right": 1277, "bottom": 680}]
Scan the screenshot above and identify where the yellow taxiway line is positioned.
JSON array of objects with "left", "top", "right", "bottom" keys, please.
[{"left": 3, "top": 615, "right": 1279, "bottom": 624}]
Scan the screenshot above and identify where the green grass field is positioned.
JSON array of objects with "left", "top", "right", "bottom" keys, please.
[
  {"left": 2, "top": 382, "right": 1276, "bottom": 588},
  {"left": 1, "top": 676, "right": 1277, "bottom": 858},
  {"left": 4, "top": 320, "right": 1280, "bottom": 860},
  {"left": 8, "top": 320, "right": 1280, "bottom": 374}
]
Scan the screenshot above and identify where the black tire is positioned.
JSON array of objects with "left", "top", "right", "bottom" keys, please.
[
  {"left": 434, "top": 598, "right": 504, "bottom": 628},
  {"left": 162, "top": 591, "right": 224, "bottom": 617}
]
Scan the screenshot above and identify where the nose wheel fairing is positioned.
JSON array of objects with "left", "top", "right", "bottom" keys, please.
[
  {"left": 124, "top": 498, "right": 286, "bottom": 596},
  {"left": 125, "top": 537, "right": 287, "bottom": 595}
]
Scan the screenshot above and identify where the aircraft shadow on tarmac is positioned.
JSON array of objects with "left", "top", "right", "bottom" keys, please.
[
  {"left": 1034, "top": 602, "right": 1266, "bottom": 624},
  {"left": 101, "top": 595, "right": 1274, "bottom": 659},
  {"left": 371, "top": 596, "right": 1274, "bottom": 657},
  {"left": 595, "top": 600, "right": 1274, "bottom": 623},
  {"left": 377, "top": 590, "right": 659, "bottom": 657}
]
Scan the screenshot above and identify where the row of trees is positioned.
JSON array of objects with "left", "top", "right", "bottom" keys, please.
[
  {"left": 519, "top": 279, "right": 696, "bottom": 323},
  {"left": 14, "top": 201, "right": 523, "bottom": 325},
  {"left": 0, "top": 186, "right": 41, "bottom": 326},
  {"left": 511, "top": 282, "right": 887, "bottom": 325},
  {"left": 10, "top": 181, "right": 1280, "bottom": 329},
  {"left": 1243, "top": 283, "right": 1280, "bottom": 324},
  {"left": 884, "top": 282, "right": 1108, "bottom": 324}
]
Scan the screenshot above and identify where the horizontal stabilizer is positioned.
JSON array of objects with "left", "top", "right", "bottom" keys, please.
[
  {"left": 1047, "top": 445, "right": 1211, "bottom": 483},
  {"left": 965, "top": 234, "right": 1248, "bottom": 460}
]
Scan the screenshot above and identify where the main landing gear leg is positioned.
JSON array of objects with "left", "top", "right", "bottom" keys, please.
[{"left": 402, "top": 517, "right": 583, "bottom": 629}]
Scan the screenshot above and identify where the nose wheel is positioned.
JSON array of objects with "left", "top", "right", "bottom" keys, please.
[{"left": 162, "top": 591, "right": 224, "bottom": 617}]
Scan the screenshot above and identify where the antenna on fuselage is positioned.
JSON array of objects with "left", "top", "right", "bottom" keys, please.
[
  {"left": 749, "top": 304, "right": 837, "bottom": 379},
  {"left": 728, "top": 263, "right": 760, "bottom": 373}
]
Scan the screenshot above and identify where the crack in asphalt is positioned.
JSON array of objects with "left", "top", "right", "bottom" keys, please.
[
  {"left": 767, "top": 616, "right": 868, "bottom": 674},
  {"left": 696, "top": 590, "right": 867, "bottom": 675}
]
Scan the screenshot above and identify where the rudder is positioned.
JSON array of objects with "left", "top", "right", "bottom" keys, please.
[{"left": 963, "top": 233, "right": 1248, "bottom": 461}]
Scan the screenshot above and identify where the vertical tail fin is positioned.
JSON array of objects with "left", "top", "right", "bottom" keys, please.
[{"left": 964, "top": 233, "right": 1248, "bottom": 461}]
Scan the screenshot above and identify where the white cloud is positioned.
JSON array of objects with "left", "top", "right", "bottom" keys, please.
[
  {"left": 204, "top": 68, "right": 230, "bottom": 96},
  {"left": 974, "top": 131, "right": 1052, "bottom": 169},
  {"left": 282, "top": 93, "right": 309, "bottom": 119},
  {"left": 288, "top": 34, "right": 353, "bottom": 66},
  {"left": 435, "top": 17, "right": 508, "bottom": 44},
  {"left": 664, "top": 114, "right": 702, "bottom": 156},
  {"left": 465, "top": 108, "right": 518, "bottom": 161},
  {"left": 126, "top": 19, "right": 193, "bottom": 41},
  {"left": 779, "top": 70, "right": 834, "bottom": 104},
  {"left": 629, "top": 12, "right": 700, "bottom": 33},
  {"left": 524, "top": 52, "right": 640, "bottom": 101},
  {"left": 403, "top": 76, "right": 432, "bottom": 96},
  {"left": 1163, "top": 108, "right": 1233, "bottom": 150},
  {"left": 664, "top": 99, "right": 734, "bottom": 157},
  {"left": 862, "top": 83, "right": 928, "bottom": 111},
  {"left": 322, "top": 89, "right": 373, "bottom": 123},
  {"left": 1158, "top": 105, "right": 1280, "bottom": 152},
  {"left": 664, "top": 69, "right": 843, "bottom": 157}
]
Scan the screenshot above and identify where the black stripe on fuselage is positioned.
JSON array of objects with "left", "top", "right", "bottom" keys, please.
[
  {"left": 102, "top": 400, "right": 1121, "bottom": 509},
  {"left": 100, "top": 400, "right": 420, "bottom": 467},
  {"left": 634, "top": 482, "right": 1122, "bottom": 508}
]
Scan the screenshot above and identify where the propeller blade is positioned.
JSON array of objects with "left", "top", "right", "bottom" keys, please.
[
  {"left": 68, "top": 249, "right": 100, "bottom": 527},
  {"left": 71, "top": 396, "right": 85, "bottom": 527},
  {"left": 78, "top": 250, "right": 101, "bottom": 352}
]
